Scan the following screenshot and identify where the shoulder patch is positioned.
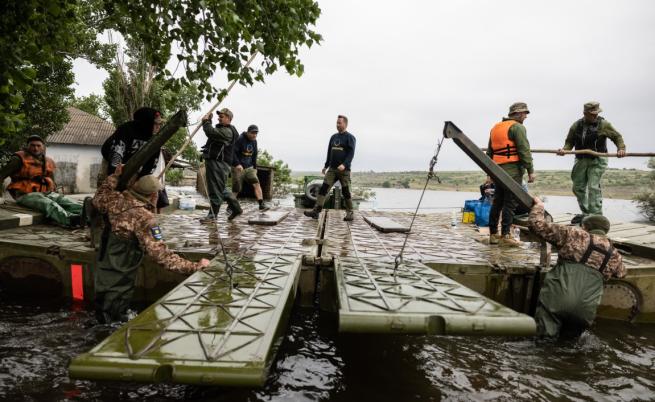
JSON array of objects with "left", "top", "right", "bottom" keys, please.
[{"left": 150, "top": 225, "right": 163, "bottom": 240}]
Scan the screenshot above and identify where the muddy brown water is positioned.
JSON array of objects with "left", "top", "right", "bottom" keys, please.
[{"left": 1, "top": 293, "right": 653, "bottom": 401}]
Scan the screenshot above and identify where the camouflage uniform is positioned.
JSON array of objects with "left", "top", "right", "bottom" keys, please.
[
  {"left": 92, "top": 173, "right": 201, "bottom": 321},
  {"left": 529, "top": 203, "right": 626, "bottom": 338},
  {"left": 563, "top": 102, "right": 626, "bottom": 216}
]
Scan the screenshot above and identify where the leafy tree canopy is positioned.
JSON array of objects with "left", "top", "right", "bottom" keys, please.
[
  {"left": 1, "top": 0, "right": 322, "bottom": 146},
  {"left": 69, "top": 93, "right": 108, "bottom": 119}
]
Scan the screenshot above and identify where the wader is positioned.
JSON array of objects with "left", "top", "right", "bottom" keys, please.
[
  {"left": 535, "top": 261, "right": 604, "bottom": 339},
  {"left": 571, "top": 156, "right": 608, "bottom": 215},
  {"left": 94, "top": 230, "right": 144, "bottom": 322},
  {"left": 16, "top": 192, "right": 82, "bottom": 226},
  {"left": 205, "top": 159, "right": 240, "bottom": 216}
]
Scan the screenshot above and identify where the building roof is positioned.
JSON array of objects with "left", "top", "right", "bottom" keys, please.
[{"left": 48, "top": 107, "right": 115, "bottom": 146}]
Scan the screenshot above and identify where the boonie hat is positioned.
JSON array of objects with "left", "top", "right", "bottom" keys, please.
[
  {"left": 509, "top": 102, "right": 530, "bottom": 115},
  {"left": 216, "top": 108, "right": 233, "bottom": 119},
  {"left": 133, "top": 175, "right": 162, "bottom": 195},
  {"left": 247, "top": 124, "right": 259, "bottom": 133},
  {"left": 582, "top": 214, "right": 610, "bottom": 235},
  {"left": 584, "top": 101, "right": 602, "bottom": 114}
]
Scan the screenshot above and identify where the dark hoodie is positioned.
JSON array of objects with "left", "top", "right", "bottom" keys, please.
[
  {"left": 232, "top": 132, "right": 258, "bottom": 169},
  {"left": 101, "top": 107, "right": 161, "bottom": 176}
]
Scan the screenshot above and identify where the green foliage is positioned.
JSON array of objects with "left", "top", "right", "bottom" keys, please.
[
  {"left": 165, "top": 168, "right": 184, "bottom": 186},
  {"left": 2, "top": 0, "right": 321, "bottom": 148},
  {"left": 0, "top": 0, "right": 113, "bottom": 142},
  {"left": 69, "top": 93, "right": 108, "bottom": 119},
  {"left": 382, "top": 180, "right": 391, "bottom": 188},
  {"left": 634, "top": 157, "right": 655, "bottom": 222},
  {"left": 1, "top": 59, "right": 75, "bottom": 158},
  {"left": 258, "top": 149, "right": 292, "bottom": 196},
  {"left": 102, "top": 47, "right": 204, "bottom": 163}
]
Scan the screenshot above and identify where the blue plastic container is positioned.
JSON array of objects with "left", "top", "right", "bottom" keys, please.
[
  {"left": 463, "top": 199, "right": 480, "bottom": 212},
  {"left": 474, "top": 201, "right": 492, "bottom": 227}
]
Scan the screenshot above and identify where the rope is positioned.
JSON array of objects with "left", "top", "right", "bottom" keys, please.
[
  {"left": 393, "top": 135, "right": 445, "bottom": 275},
  {"left": 159, "top": 51, "right": 260, "bottom": 179},
  {"left": 193, "top": 126, "right": 236, "bottom": 286}
]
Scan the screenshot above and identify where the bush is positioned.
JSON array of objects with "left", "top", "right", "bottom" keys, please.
[
  {"left": 633, "top": 157, "right": 655, "bottom": 222},
  {"left": 166, "top": 169, "right": 184, "bottom": 186},
  {"left": 382, "top": 180, "right": 391, "bottom": 188}
]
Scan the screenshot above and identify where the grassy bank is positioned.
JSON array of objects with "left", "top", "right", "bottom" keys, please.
[{"left": 292, "top": 169, "right": 650, "bottom": 200}]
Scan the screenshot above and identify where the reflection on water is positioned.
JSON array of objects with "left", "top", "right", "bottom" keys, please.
[{"left": 1, "top": 294, "right": 653, "bottom": 401}]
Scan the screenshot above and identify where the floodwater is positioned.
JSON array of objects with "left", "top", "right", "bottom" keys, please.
[
  {"left": 1, "top": 294, "right": 654, "bottom": 401},
  {"left": 358, "top": 188, "right": 646, "bottom": 223}
]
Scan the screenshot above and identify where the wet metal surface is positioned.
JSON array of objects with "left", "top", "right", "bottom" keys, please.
[{"left": 69, "top": 208, "right": 317, "bottom": 386}]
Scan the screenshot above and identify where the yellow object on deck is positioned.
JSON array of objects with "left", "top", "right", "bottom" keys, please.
[{"left": 462, "top": 211, "right": 475, "bottom": 224}]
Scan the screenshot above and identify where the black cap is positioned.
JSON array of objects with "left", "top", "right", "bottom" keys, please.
[
  {"left": 26, "top": 135, "right": 45, "bottom": 144},
  {"left": 247, "top": 124, "right": 259, "bottom": 133}
]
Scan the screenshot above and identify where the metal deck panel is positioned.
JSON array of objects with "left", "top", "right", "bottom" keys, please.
[
  {"left": 335, "top": 257, "right": 536, "bottom": 335},
  {"left": 248, "top": 210, "right": 289, "bottom": 226},
  {"left": 362, "top": 215, "right": 410, "bottom": 233}
]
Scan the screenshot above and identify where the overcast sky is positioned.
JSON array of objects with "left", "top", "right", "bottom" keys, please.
[{"left": 73, "top": 0, "right": 655, "bottom": 172}]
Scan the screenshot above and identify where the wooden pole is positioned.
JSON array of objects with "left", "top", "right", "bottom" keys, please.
[
  {"left": 482, "top": 148, "right": 655, "bottom": 157},
  {"left": 159, "top": 51, "right": 259, "bottom": 178}
]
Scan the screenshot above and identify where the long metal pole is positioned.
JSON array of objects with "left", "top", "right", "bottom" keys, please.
[{"left": 159, "top": 52, "right": 259, "bottom": 178}]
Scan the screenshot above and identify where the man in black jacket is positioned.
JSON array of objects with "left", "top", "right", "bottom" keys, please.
[
  {"left": 304, "top": 115, "right": 356, "bottom": 221},
  {"left": 201, "top": 108, "right": 242, "bottom": 221},
  {"left": 232, "top": 124, "right": 268, "bottom": 211}
]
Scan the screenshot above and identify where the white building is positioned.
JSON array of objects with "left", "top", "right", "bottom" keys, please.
[{"left": 46, "top": 107, "right": 115, "bottom": 194}]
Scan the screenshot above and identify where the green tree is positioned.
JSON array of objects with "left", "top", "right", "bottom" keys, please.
[
  {"left": 1, "top": 59, "right": 76, "bottom": 160},
  {"left": 69, "top": 93, "right": 108, "bottom": 119},
  {"left": 2, "top": 0, "right": 321, "bottom": 145},
  {"left": 0, "top": 0, "right": 112, "bottom": 144},
  {"left": 634, "top": 157, "right": 655, "bottom": 222},
  {"left": 382, "top": 180, "right": 391, "bottom": 188},
  {"left": 258, "top": 149, "right": 292, "bottom": 196}
]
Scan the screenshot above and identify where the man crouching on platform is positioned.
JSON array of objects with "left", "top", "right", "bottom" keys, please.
[
  {"left": 529, "top": 196, "right": 626, "bottom": 339},
  {"left": 93, "top": 164, "right": 210, "bottom": 322}
]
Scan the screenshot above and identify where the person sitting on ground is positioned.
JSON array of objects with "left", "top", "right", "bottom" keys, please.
[
  {"left": 529, "top": 196, "right": 625, "bottom": 339},
  {"left": 0, "top": 135, "right": 83, "bottom": 227},
  {"left": 92, "top": 164, "right": 210, "bottom": 322},
  {"left": 479, "top": 176, "right": 495, "bottom": 202},
  {"left": 232, "top": 124, "right": 269, "bottom": 211}
]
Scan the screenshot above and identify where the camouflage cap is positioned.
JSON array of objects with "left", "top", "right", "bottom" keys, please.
[
  {"left": 584, "top": 101, "right": 602, "bottom": 114},
  {"left": 133, "top": 175, "right": 162, "bottom": 195},
  {"left": 216, "top": 108, "right": 233, "bottom": 120},
  {"left": 509, "top": 102, "right": 530, "bottom": 115},
  {"left": 582, "top": 214, "right": 610, "bottom": 235}
]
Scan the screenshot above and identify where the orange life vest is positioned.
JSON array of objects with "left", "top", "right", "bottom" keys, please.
[
  {"left": 489, "top": 120, "right": 520, "bottom": 164},
  {"left": 7, "top": 150, "right": 56, "bottom": 194}
]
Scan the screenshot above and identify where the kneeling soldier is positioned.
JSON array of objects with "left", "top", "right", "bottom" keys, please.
[
  {"left": 529, "top": 196, "right": 626, "bottom": 339},
  {"left": 93, "top": 164, "right": 209, "bottom": 322}
]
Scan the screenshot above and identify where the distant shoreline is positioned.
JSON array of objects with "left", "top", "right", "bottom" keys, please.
[{"left": 292, "top": 169, "right": 651, "bottom": 200}]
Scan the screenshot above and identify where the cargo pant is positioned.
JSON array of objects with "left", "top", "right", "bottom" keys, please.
[
  {"left": 205, "top": 159, "right": 240, "bottom": 216},
  {"left": 94, "top": 232, "right": 144, "bottom": 322},
  {"left": 316, "top": 168, "right": 353, "bottom": 211},
  {"left": 535, "top": 261, "right": 604, "bottom": 339},
  {"left": 488, "top": 164, "right": 523, "bottom": 236},
  {"left": 231, "top": 166, "right": 259, "bottom": 194},
  {"left": 571, "top": 157, "right": 608, "bottom": 216},
  {"left": 16, "top": 192, "right": 82, "bottom": 226}
]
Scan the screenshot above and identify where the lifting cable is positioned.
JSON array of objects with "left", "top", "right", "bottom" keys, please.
[{"left": 393, "top": 134, "right": 445, "bottom": 276}]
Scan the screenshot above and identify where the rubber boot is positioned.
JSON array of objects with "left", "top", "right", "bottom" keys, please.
[
  {"left": 343, "top": 199, "right": 354, "bottom": 221},
  {"left": 258, "top": 199, "right": 270, "bottom": 211},
  {"left": 304, "top": 205, "right": 322, "bottom": 219},
  {"left": 226, "top": 197, "right": 242, "bottom": 221}
]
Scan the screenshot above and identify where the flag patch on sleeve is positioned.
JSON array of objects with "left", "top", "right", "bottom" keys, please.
[{"left": 150, "top": 225, "right": 163, "bottom": 240}]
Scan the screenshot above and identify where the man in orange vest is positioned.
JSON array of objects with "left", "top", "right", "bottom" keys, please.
[
  {"left": 485, "top": 102, "right": 535, "bottom": 247},
  {"left": 0, "top": 135, "right": 83, "bottom": 227}
]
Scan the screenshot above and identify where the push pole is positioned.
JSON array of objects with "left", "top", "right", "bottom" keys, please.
[{"left": 159, "top": 52, "right": 259, "bottom": 179}]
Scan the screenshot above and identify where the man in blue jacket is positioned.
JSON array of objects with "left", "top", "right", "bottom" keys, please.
[
  {"left": 232, "top": 124, "right": 268, "bottom": 211},
  {"left": 304, "top": 115, "right": 356, "bottom": 221}
]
